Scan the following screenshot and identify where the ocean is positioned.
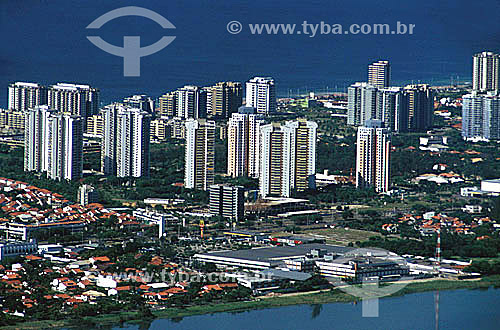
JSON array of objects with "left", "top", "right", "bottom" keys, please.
[{"left": 1, "top": 0, "right": 499, "bottom": 105}]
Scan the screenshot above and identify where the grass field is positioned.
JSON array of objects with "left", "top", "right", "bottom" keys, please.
[{"left": 303, "top": 227, "right": 383, "bottom": 245}]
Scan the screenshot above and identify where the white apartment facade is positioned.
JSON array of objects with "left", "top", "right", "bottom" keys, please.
[
  {"left": 368, "top": 60, "right": 390, "bottom": 89},
  {"left": 46, "top": 113, "right": 83, "bottom": 180},
  {"left": 259, "top": 119, "right": 317, "bottom": 198},
  {"left": 472, "top": 51, "right": 499, "bottom": 92},
  {"left": 8, "top": 82, "right": 48, "bottom": 112},
  {"left": 47, "top": 83, "right": 99, "bottom": 119},
  {"left": 184, "top": 119, "right": 216, "bottom": 190},
  {"left": 227, "top": 106, "right": 265, "bottom": 178},
  {"left": 116, "top": 108, "right": 151, "bottom": 177},
  {"left": 356, "top": 120, "right": 390, "bottom": 193},
  {"left": 24, "top": 105, "right": 57, "bottom": 172},
  {"left": 176, "top": 85, "right": 207, "bottom": 119},
  {"left": 245, "top": 77, "right": 276, "bottom": 115}
]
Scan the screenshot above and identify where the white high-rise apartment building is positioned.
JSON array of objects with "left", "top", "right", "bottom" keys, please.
[
  {"left": 356, "top": 120, "right": 390, "bottom": 193},
  {"left": 376, "top": 87, "right": 408, "bottom": 132},
  {"left": 347, "top": 82, "right": 378, "bottom": 126},
  {"left": 8, "top": 82, "right": 48, "bottom": 112},
  {"left": 472, "top": 51, "right": 499, "bottom": 92},
  {"left": 208, "top": 81, "right": 243, "bottom": 118},
  {"left": 100, "top": 104, "right": 118, "bottom": 175},
  {"left": 101, "top": 104, "right": 151, "bottom": 178},
  {"left": 47, "top": 83, "right": 99, "bottom": 119},
  {"left": 259, "top": 119, "right": 317, "bottom": 198},
  {"left": 483, "top": 95, "right": 500, "bottom": 140},
  {"left": 175, "top": 85, "right": 207, "bottom": 119},
  {"left": 116, "top": 108, "right": 151, "bottom": 178},
  {"left": 368, "top": 60, "right": 390, "bottom": 89},
  {"left": 24, "top": 105, "right": 57, "bottom": 172},
  {"left": 348, "top": 83, "right": 433, "bottom": 133},
  {"left": 462, "top": 92, "right": 485, "bottom": 141},
  {"left": 462, "top": 91, "right": 500, "bottom": 141},
  {"left": 227, "top": 106, "right": 265, "bottom": 178},
  {"left": 403, "top": 84, "right": 435, "bottom": 132},
  {"left": 46, "top": 113, "right": 83, "bottom": 181},
  {"left": 123, "top": 94, "right": 154, "bottom": 113},
  {"left": 245, "top": 77, "right": 276, "bottom": 115},
  {"left": 184, "top": 119, "right": 216, "bottom": 190}
]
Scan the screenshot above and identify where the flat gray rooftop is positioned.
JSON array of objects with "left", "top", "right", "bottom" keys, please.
[{"left": 198, "top": 243, "right": 353, "bottom": 262}]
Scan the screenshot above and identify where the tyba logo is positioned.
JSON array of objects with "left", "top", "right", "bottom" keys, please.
[{"left": 86, "top": 6, "right": 176, "bottom": 77}]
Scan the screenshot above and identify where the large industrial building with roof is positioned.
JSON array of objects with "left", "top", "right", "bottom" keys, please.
[{"left": 194, "top": 243, "right": 353, "bottom": 269}]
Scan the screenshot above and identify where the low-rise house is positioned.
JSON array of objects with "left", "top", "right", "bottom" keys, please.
[{"left": 462, "top": 205, "right": 483, "bottom": 214}]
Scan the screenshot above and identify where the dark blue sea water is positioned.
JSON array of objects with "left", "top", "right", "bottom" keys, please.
[
  {"left": 113, "top": 289, "right": 500, "bottom": 330},
  {"left": 1, "top": 0, "right": 499, "bottom": 106}
]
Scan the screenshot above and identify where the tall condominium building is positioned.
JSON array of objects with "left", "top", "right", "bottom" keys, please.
[
  {"left": 462, "top": 92, "right": 500, "bottom": 141},
  {"left": 150, "top": 117, "right": 186, "bottom": 140},
  {"left": 123, "top": 94, "right": 154, "bottom": 113},
  {"left": 86, "top": 113, "right": 103, "bottom": 137},
  {"left": 204, "top": 86, "right": 214, "bottom": 116},
  {"left": 46, "top": 113, "right": 84, "bottom": 181},
  {"left": 368, "top": 60, "right": 390, "bottom": 89},
  {"left": 0, "top": 109, "right": 26, "bottom": 131},
  {"left": 101, "top": 104, "right": 151, "bottom": 177},
  {"left": 227, "top": 106, "right": 265, "bottom": 178},
  {"left": 483, "top": 95, "right": 500, "bottom": 140},
  {"left": 356, "top": 120, "right": 390, "bottom": 193},
  {"left": 347, "top": 82, "right": 378, "bottom": 126},
  {"left": 376, "top": 87, "right": 408, "bottom": 132},
  {"left": 462, "top": 92, "right": 484, "bottom": 141},
  {"left": 184, "top": 119, "right": 216, "bottom": 190},
  {"left": 24, "top": 105, "right": 57, "bottom": 172},
  {"left": 168, "top": 117, "right": 187, "bottom": 139},
  {"left": 100, "top": 104, "right": 118, "bottom": 175},
  {"left": 176, "top": 85, "right": 207, "bottom": 119},
  {"left": 348, "top": 83, "right": 434, "bottom": 132},
  {"left": 472, "top": 51, "right": 499, "bottom": 92},
  {"left": 259, "top": 119, "right": 317, "bottom": 198},
  {"left": 208, "top": 81, "right": 243, "bottom": 118},
  {"left": 150, "top": 117, "right": 171, "bottom": 141},
  {"left": 0, "top": 109, "right": 6, "bottom": 128},
  {"left": 209, "top": 184, "right": 244, "bottom": 221},
  {"left": 47, "top": 83, "right": 99, "bottom": 120},
  {"left": 404, "top": 84, "right": 434, "bottom": 131},
  {"left": 228, "top": 82, "right": 243, "bottom": 116},
  {"left": 245, "top": 77, "right": 276, "bottom": 115},
  {"left": 158, "top": 91, "right": 177, "bottom": 117},
  {"left": 8, "top": 82, "right": 48, "bottom": 112},
  {"left": 78, "top": 184, "right": 98, "bottom": 206},
  {"left": 116, "top": 108, "right": 151, "bottom": 178}
]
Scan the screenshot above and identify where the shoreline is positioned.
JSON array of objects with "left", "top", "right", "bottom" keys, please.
[{"left": 7, "top": 275, "right": 500, "bottom": 330}]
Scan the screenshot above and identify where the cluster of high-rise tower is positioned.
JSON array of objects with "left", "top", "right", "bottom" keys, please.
[
  {"left": 10, "top": 82, "right": 152, "bottom": 181},
  {"left": 462, "top": 51, "right": 500, "bottom": 141},
  {"left": 15, "top": 52, "right": 496, "bottom": 195},
  {"left": 348, "top": 61, "right": 435, "bottom": 133},
  {"left": 351, "top": 61, "right": 401, "bottom": 193},
  {"left": 182, "top": 77, "right": 318, "bottom": 199},
  {"left": 185, "top": 113, "right": 317, "bottom": 198},
  {"left": 13, "top": 76, "right": 317, "bottom": 199},
  {"left": 157, "top": 77, "right": 276, "bottom": 119},
  {"left": 13, "top": 83, "right": 99, "bottom": 180}
]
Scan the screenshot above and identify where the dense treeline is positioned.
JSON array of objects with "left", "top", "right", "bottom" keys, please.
[{"left": 359, "top": 227, "right": 500, "bottom": 259}]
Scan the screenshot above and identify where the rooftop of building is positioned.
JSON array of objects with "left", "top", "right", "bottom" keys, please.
[
  {"left": 482, "top": 178, "right": 500, "bottom": 184},
  {"left": 197, "top": 243, "right": 352, "bottom": 263}
]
